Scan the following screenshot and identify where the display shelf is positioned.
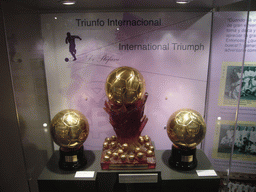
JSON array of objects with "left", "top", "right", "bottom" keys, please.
[
  {"left": 37, "top": 150, "right": 99, "bottom": 192},
  {"left": 159, "top": 150, "right": 220, "bottom": 192},
  {"left": 37, "top": 150, "right": 220, "bottom": 192}
]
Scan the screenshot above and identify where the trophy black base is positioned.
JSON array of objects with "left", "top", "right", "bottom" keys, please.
[
  {"left": 169, "top": 145, "right": 197, "bottom": 171},
  {"left": 59, "top": 145, "right": 87, "bottom": 171}
]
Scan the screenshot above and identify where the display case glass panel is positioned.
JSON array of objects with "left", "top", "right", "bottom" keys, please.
[
  {"left": 1, "top": 0, "right": 255, "bottom": 191},
  {"left": 205, "top": 1, "right": 256, "bottom": 190}
]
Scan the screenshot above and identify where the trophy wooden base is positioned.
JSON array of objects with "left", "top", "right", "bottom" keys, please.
[
  {"left": 101, "top": 155, "right": 156, "bottom": 170},
  {"left": 100, "top": 135, "right": 156, "bottom": 170},
  {"left": 169, "top": 145, "right": 197, "bottom": 171},
  {"left": 59, "top": 145, "right": 87, "bottom": 171}
]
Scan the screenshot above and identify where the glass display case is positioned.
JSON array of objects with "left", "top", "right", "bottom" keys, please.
[{"left": 0, "top": 0, "right": 255, "bottom": 192}]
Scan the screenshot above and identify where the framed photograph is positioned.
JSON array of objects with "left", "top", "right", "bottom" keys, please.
[
  {"left": 212, "top": 120, "right": 256, "bottom": 162},
  {"left": 218, "top": 62, "right": 256, "bottom": 107}
]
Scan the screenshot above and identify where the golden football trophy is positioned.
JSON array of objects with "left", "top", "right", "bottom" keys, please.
[
  {"left": 50, "top": 109, "right": 89, "bottom": 170},
  {"left": 101, "top": 66, "right": 156, "bottom": 170},
  {"left": 166, "top": 109, "right": 206, "bottom": 170}
]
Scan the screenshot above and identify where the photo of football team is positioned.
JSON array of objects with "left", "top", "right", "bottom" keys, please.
[
  {"left": 218, "top": 124, "right": 256, "bottom": 156},
  {"left": 227, "top": 66, "right": 256, "bottom": 100}
]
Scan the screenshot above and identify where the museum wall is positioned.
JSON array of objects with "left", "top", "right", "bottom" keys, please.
[{"left": 41, "top": 11, "right": 212, "bottom": 151}]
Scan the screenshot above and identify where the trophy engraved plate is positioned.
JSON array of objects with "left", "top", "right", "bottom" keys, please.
[
  {"left": 181, "top": 155, "right": 193, "bottom": 163},
  {"left": 119, "top": 173, "right": 158, "bottom": 183},
  {"left": 101, "top": 67, "right": 156, "bottom": 170},
  {"left": 65, "top": 155, "right": 78, "bottom": 162},
  {"left": 109, "top": 164, "right": 148, "bottom": 170}
]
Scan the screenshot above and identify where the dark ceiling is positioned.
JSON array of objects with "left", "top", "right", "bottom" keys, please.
[{"left": 4, "top": 0, "right": 252, "bottom": 13}]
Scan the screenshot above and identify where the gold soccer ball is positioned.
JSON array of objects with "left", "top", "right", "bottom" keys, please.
[
  {"left": 166, "top": 109, "right": 206, "bottom": 148},
  {"left": 50, "top": 109, "right": 89, "bottom": 149},
  {"left": 105, "top": 66, "right": 146, "bottom": 105}
]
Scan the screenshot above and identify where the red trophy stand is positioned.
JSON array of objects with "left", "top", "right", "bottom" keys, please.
[{"left": 101, "top": 93, "right": 156, "bottom": 170}]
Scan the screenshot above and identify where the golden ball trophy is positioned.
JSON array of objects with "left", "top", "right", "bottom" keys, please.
[
  {"left": 101, "top": 66, "right": 156, "bottom": 170},
  {"left": 166, "top": 109, "right": 206, "bottom": 170},
  {"left": 50, "top": 109, "right": 89, "bottom": 170}
]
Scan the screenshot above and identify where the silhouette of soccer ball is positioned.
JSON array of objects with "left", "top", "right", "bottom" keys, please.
[
  {"left": 65, "top": 58, "right": 69, "bottom": 62},
  {"left": 105, "top": 66, "right": 146, "bottom": 105}
]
